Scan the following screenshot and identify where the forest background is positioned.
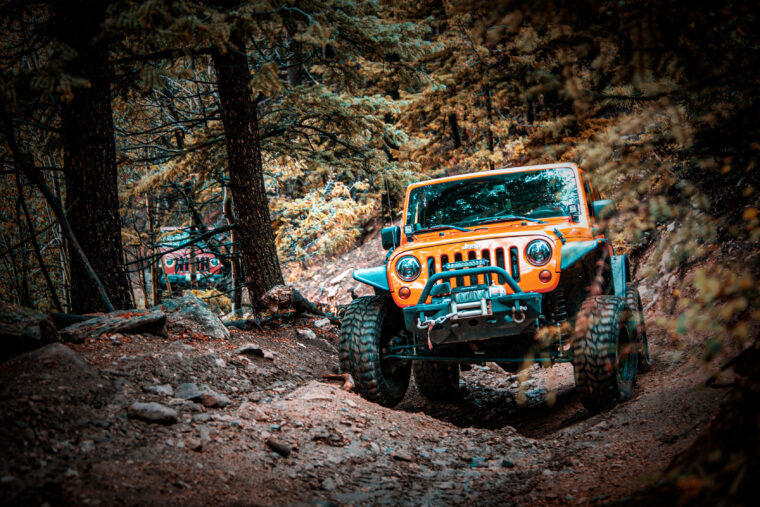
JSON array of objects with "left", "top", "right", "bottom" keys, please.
[{"left": 1, "top": 0, "right": 758, "bottom": 501}]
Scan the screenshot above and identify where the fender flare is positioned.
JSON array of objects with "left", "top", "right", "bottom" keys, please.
[
  {"left": 560, "top": 239, "right": 604, "bottom": 270},
  {"left": 352, "top": 265, "right": 390, "bottom": 292},
  {"left": 610, "top": 254, "right": 630, "bottom": 297}
]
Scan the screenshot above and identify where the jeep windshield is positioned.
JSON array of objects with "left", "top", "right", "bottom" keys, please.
[{"left": 405, "top": 167, "right": 580, "bottom": 230}]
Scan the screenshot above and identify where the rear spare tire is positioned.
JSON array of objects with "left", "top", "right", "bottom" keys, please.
[
  {"left": 572, "top": 295, "right": 638, "bottom": 412},
  {"left": 413, "top": 361, "right": 460, "bottom": 401},
  {"left": 339, "top": 295, "right": 411, "bottom": 407}
]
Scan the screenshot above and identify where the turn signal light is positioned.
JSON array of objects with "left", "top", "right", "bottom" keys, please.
[
  {"left": 399, "top": 286, "right": 411, "bottom": 299},
  {"left": 539, "top": 270, "right": 552, "bottom": 283}
]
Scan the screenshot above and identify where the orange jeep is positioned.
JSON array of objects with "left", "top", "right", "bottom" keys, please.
[{"left": 340, "top": 163, "right": 650, "bottom": 411}]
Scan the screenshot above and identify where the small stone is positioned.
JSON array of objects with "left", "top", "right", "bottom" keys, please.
[
  {"left": 266, "top": 438, "right": 292, "bottom": 457},
  {"left": 145, "top": 384, "right": 174, "bottom": 396},
  {"left": 193, "top": 413, "right": 212, "bottom": 423},
  {"left": 438, "top": 481, "right": 454, "bottom": 490},
  {"left": 128, "top": 402, "right": 178, "bottom": 425},
  {"left": 502, "top": 458, "right": 515, "bottom": 468},
  {"left": 64, "top": 468, "right": 78, "bottom": 478},
  {"left": 343, "top": 399, "right": 357, "bottom": 408},
  {"left": 391, "top": 449, "right": 413, "bottom": 462},
  {"left": 470, "top": 456, "right": 487, "bottom": 468},
  {"left": 330, "top": 269, "right": 351, "bottom": 285},
  {"left": 235, "top": 343, "right": 274, "bottom": 360},
  {"left": 296, "top": 328, "right": 317, "bottom": 340},
  {"left": 200, "top": 389, "right": 230, "bottom": 408},
  {"left": 187, "top": 438, "right": 203, "bottom": 452},
  {"left": 313, "top": 318, "right": 331, "bottom": 329},
  {"left": 321, "top": 477, "right": 337, "bottom": 491},
  {"left": 175, "top": 383, "right": 202, "bottom": 401}
]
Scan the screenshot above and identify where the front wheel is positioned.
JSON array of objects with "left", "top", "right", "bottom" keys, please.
[
  {"left": 572, "top": 296, "right": 638, "bottom": 412},
  {"left": 339, "top": 296, "right": 411, "bottom": 407}
]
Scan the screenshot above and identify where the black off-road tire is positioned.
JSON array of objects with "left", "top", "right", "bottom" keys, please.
[
  {"left": 572, "top": 295, "right": 638, "bottom": 412},
  {"left": 339, "top": 296, "right": 411, "bottom": 407},
  {"left": 625, "top": 283, "right": 651, "bottom": 373},
  {"left": 413, "top": 361, "right": 461, "bottom": 401}
]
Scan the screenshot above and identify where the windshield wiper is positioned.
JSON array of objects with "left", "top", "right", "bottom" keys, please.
[
  {"left": 474, "top": 215, "right": 547, "bottom": 225},
  {"left": 412, "top": 224, "right": 471, "bottom": 235}
]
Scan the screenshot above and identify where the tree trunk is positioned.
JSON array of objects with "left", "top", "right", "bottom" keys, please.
[
  {"left": 146, "top": 195, "right": 158, "bottom": 306},
  {"left": 484, "top": 85, "right": 495, "bottom": 170},
  {"left": 0, "top": 110, "right": 115, "bottom": 313},
  {"left": 211, "top": 47, "right": 283, "bottom": 310},
  {"left": 60, "top": 309, "right": 167, "bottom": 344},
  {"left": 56, "top": 0, "right": 131, "bottom": 313},
  {"left": 223, "top": 186, "right": 242, "bottom": 315},
  {"left": 448, "top": 113, "right": 462, "bottom": 149},
  {"left": 16, "top": 170, "right": 63, "bottom": 312}
]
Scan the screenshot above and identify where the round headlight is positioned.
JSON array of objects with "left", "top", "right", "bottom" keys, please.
[
  {"left": 395, "top": 255, "right": 421, "bottom": 282},
  {"left": 165, "top": 257, "right": 174, "bottom": 266},
  {"left": 525, "top": 239, "right": 552, "bottom": 266}
]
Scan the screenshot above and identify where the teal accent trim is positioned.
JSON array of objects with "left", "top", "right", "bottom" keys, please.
[
  {"left": 560, "top": 240, "right": 600, "bottom": 270},
  {"left": 353, "top": 265, "right": 390, "bottom": 292},
  {"left": 611, "top": 254, "right": 627, "bottom": 297},
  {"left": 417, "top": 266, "right": 522, "bottom": 304}
]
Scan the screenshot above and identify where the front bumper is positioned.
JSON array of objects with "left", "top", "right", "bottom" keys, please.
[{"left": 401, "top": 266, "right": 542, "bottom": 345}]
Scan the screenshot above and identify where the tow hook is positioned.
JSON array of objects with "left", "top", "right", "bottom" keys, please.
[
  {"left": 417, "top": 312, "right": 456, "bottom": 330},
  {"left": 417, "top": 312, "right": 456, "bottom": 350},
  {"left": 512, "top": 304, "right": 528, "bottom": 323}
]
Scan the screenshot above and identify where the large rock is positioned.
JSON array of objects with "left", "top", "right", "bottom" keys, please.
[
  {"left": 11, "top": 342, "right": 90, "bottom": 374},
  {"left": 0, "top": 302, "right": 60, "bottom": 359},
  {"left": 153, "top": 295, "right": 229, "bottom": 340}
]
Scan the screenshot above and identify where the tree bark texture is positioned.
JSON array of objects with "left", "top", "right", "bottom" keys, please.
[
  {"left": 448, "top": 113, "right": 462, "bottom": 148},
  {"left": 223, "top": 186, "right": 242, "bottom": 315},
  {"left": 56, "top": 0, "right": 131, "bottom": 313},
  {"left": 211, "top": 47, "right": 283, "bottom": 310},
  {"left": 60, "top": 309, "right": 167, "bottom": 344}
]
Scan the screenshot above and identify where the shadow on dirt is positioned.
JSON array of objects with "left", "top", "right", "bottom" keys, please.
[{"left": 397, "top": 374, "right": 595, "bottom": 438}]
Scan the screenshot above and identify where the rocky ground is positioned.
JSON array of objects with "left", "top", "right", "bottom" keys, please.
[{"left": 0, "top": 233, "right": 740, "bottom": 506}]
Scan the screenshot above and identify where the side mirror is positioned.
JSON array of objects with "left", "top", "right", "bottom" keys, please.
[
  {"left": 592, "top": 199, "right": 615, "bottom": 219},
  {"left": 381, "top": 226, "right": 401, "bottom": 250}
]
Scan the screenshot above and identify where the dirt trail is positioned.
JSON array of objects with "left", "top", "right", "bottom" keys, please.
[
  {"left": 0, "top": 311, "right": 730, "bottom": 505},
  {"left": 0, "top": 234, "right": 734, "bottom": 505}
]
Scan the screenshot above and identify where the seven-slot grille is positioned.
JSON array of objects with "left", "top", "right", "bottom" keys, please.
[{"left": 425, "top": 247, "right": 521, "bottom": 288}]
